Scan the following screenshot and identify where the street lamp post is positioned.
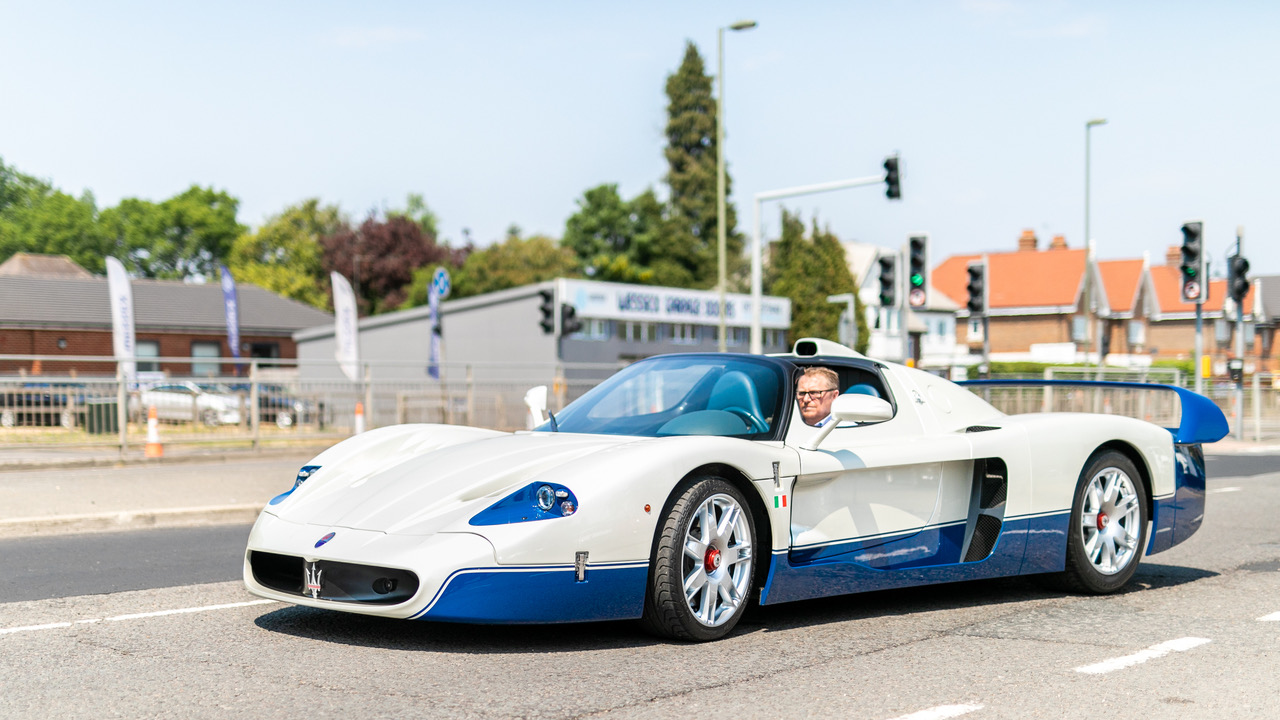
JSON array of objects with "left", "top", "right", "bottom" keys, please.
[
  {"left": 717, "top": 19, "right": 756, "bottom": 352},
  {"left": 1085, "top": 117, "right": 1107, "bottom": 369}
]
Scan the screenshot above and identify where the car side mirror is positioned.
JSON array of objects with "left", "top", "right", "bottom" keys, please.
[
  {"left": 524, "top": 385, "right": 548, "bottom": 429},
  {"left": 802, "top": 394, "right": 894, "bottom": 450}
]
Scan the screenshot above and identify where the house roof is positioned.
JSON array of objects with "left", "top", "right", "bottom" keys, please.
[
  {"left": 0, "top": 252, "right": 93, "bottom": 279},
  {"left": 0, "top": 275, "right": 332, "bottom": 335},
  {"left": 934, "top": 246, "right": 1088, "bottom": 311},
  {"left": 1097, "top": 258, "right": 1144, "bottom": 315}
]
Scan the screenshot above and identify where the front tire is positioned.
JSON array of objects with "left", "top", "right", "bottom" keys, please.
[
  {"left": 1059, "top": 450, "right": 1148, "bottom": 594},
  {"left": 641, "top": 476, "right": 757, "bottom": 641}
]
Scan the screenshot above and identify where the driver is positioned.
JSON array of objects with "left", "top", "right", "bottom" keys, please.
[{"left": 796, "top": 366, "right": 840, "bottom": 427}]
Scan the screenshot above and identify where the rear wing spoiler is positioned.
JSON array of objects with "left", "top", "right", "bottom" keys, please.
[{"left": 957, "top": 379, "right": 1229, "bottom": 445}]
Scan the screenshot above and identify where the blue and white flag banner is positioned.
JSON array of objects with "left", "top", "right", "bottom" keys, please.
[
  {"left": 219, "top": 265, "right": 241, "bottom": 359},
  {"left": 427, "top": 284, "right": 440, "bottom": 379},
  {"left": 331, "top": 271, "right": 360, "bottom": 382},
  {"left": 105, "top": 257, "right": 136, "bottom": 385}
]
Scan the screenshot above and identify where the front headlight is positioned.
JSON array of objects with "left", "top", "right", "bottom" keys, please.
[
  {"left": 469, "top": 482, "right": 579, "bottom": 526},
  {"left": 268, "top": 465, "right": 322, "bottom": 506}
]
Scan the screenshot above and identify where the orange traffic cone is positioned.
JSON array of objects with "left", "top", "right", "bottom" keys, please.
[
  {"left": 144, "top": 405, "right": 164, "bottom": 458},
  {"left": 354, "top": 401, "right": 366, "bottom": 435}
]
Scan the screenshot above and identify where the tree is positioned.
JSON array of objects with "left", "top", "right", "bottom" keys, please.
[
  {"left": 227, "top": 199, "right": 341, "bottom": 310},
  {"left": 562, "top": 184, "right": 666, "bottom": 284},
  {"left": 0, "top": 157, "right": 112, "bottom": 272},
  {"left": 321, "top": 214, "right": 454, "bottom": 315},
  {"left": 766, "top": 209, "right": 866, "bottom": 353},
  {"left": 406, "top": 229, "right": 579, "bottom": 305},
  {"left": 100, "top": 185, "right": 245, "bottom": 280},
  {"left": 387, "top": 192, "right": 439, "bottom": 239},
  {"left": 660, "top": 41, "right": 744, "bottom": 290}
]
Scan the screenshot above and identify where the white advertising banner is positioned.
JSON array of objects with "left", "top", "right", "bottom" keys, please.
[
  {"left": 559, "top": 279, "right": 790, "bottom": 328},
  {"left": 104, "top": 257, "right": 136, "bottom": 384},
  {"left": 331, "top": 271, "right": 360, "bottom": 382}
]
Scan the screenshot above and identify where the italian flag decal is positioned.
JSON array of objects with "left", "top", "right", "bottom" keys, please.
[{"left": 773, "top": 493, "right": 787, "bottom": 508}]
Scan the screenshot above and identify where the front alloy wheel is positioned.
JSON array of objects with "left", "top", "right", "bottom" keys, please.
[{"left": 642, "top": 477, "right": 756, "bottom": 641}]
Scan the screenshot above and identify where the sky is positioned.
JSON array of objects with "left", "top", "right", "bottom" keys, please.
[{"left": 2, "top": 1, "right": 1277, "bottom": 278}]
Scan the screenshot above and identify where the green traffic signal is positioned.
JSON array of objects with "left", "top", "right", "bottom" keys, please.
[{"left": 910, "top": 273, "right": 924, "bottom": 287}]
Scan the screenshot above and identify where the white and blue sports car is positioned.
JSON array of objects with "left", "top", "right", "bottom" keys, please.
[{"left": 244, "top": 338, "right": 1228, "bottom": 641}]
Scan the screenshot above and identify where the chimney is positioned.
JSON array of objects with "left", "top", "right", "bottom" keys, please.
[
  {"left": 1049, "top": 234, "right": 1068, "bottom": 250},
  {"left": 1017, "top": 229, "right": 1038, "bottom": 252},
  {"left": 1165, "top": 245, "right": 1182, "bottom": 266}
]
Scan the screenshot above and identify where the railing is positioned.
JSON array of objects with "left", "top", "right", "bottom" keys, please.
[{"left": 0, "top": 354, "right": 626, "bottom": 452}]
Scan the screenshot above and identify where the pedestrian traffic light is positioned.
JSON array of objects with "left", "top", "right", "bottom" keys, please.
[
  {"left": 1228, "top": 254, "right": 1251, "bottom": 304},
  {"left": 965, "top": 260, "right": 986, "bottom": 314},
  {"left": 560, "top": 303, "right": 583, "bottom": 335},
  {"left": 1178, "top": 221, "right": 1205, "bottom": 304},
  {"left": 883, "top": 155, "right": 900, "bottom": 200},
  {"left": 877, "top": 255, "right": 897, "bottom": 307},
  {"left": 538, "top": 289, "right": 555, "bottom": 334},
  {"left": 907, "top": 235, "right": 928, "bottom": 307}
]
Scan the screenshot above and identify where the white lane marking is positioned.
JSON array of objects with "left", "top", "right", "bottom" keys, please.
[
  {"left": 0, "top": 622, "right": 72, "bottom": 635},
  {"left": 0, "top": 599, "right": 276, "bottom": 637},
  {"left": 887, "top": 705, "right": 984, "bottom": 720},
  {"left": 1259, "top": 612, "right": 1280, "bottom": 622},
  {"left": 105, "top": 599, "right": 275, "bottom": 622},
  {"left": 1074, "top": 637, "right": 1211, "bottom": 674},
  {"left": 1207, "top": 487, "right": 1242, "bottom": 494}
]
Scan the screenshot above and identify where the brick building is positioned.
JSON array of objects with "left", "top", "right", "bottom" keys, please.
[{"left": 0, "top": 253, "right": 332, "bottom": 377}]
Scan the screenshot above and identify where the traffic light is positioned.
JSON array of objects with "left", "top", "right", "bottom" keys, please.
[
  {"left": 560, "top": 303, "right": 583, "bottom": 335},
  {"left": 877, "top": 255, "right": 897, "bottom": 307},
  {"left": 1178, "top": 221, "right": 1205, "bottom": 303},
  {"left": 965, "top": 260, "right": 986, "bottom": 314},
  {"left": 537, "top": 289, "right": 555, "bottom": 334},
  {"left": 1228, "top": 254, "right": 1251, "bottom": 304},
  {"left": 883, "top": 155, "right": 900, "bottom": 200},
  {"left": 907, "top": 235, "right": 928, "bottom": 307}
]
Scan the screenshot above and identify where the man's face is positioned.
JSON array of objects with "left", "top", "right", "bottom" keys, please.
[{"left": 796, "top": 374, "right": 838, "bottom": 426}]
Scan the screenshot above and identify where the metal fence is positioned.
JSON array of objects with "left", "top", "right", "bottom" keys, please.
[
  {"left": 4, "top": 353, "right": 1278, "bottom": 451},
  {"left": 0, "top": 354, "right": 625, "bottom": 452}
]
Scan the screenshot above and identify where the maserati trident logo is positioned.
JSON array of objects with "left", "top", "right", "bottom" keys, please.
[{"left": 303, "top": 561, "right": 324, "bottom": 599}]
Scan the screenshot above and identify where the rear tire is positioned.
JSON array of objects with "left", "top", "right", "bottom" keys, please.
[
  {"left": 641, "top": 476, "right": 757, "bottom": 641},
  {"left": 1057, "top": 450, "right": 1148, "bottom": 594}
]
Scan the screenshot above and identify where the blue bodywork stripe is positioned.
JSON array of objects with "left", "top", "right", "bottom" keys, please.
[{"left": 415, "top": 563, "right": 648, "bottom": 624}]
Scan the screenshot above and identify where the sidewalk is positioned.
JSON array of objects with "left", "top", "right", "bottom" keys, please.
[{"left": 0, "top": 441, "right": 334, "bottom": 539}]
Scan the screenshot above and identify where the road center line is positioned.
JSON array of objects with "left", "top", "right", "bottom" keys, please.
[
  {"left": 887, "top": 704, "right": 983, "bottom": 720},
  {"left": 0, "top": 599, "right": 276, "bottom": 637},
  {"left": 1074, "top": 637, "right": 1211, "bottom": 674},
  {"left": 1259, "top": 612, "right": 1280, "bottom": 622}
]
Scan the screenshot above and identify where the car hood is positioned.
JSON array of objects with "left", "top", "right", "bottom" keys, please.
[{"left": 271, "top": 430, "right": 640, "bottom": 536}]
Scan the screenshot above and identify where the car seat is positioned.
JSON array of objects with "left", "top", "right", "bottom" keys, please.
[{"left": 707, "top": 371, "right": 768, "bottom": 433}]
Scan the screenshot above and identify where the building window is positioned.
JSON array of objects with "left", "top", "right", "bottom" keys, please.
[
  {"left": 137, "top": 340, "right": 160, "bottom": 373},
  {"left": 728, "top": 327, "right": 748, "bottom": 347},
  {"left": 672, "top": 323, "right": 698, "bottom": 345},
  {"left": 584, "top": 319, "right": 610, "bottom": 341},
  {"left": 1072, "top": 316, "right": 1089, "bottom": 343},
  {"left": 1127, "top": 321, "right": 1146, "bottom": 346},
  {"left": 191, "top": 341, "right": 221, "bottom": 377},
  {"left": 621, "top": 321, "right": 654, "bottom": 343}
]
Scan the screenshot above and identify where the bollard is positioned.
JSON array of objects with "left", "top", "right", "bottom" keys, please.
[
  {"left": 144, "top": 405, "right": 164, "bottom": 458},
  {"left": 354, "top": 401, "right": 366, "bottom": 435}
]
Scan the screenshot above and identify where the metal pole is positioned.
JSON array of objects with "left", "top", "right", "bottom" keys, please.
[
  {"left": 1195, "top": 303, "right": 1204, "bottom": 395},
  {"left": 1235, "top": 227, "right": 1245, "bottom": 440},
  {"left": 716, "top": 27, "right": 727, "bottom": 352},
  {"left": 899, "top": 245, "right": 910, "bottom": 366},
  {"left": 750, "top": 174, "right": 883, "bottom": 356}
]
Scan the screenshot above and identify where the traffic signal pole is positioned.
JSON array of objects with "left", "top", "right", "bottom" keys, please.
[{"left": 1234, "top": 227, "right": 1245, "bottom": 440}]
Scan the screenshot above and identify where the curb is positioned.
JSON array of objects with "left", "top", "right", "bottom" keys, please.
[
  {"left": 0, "top": 504, "right": 264, "bottom": 539},
  {"left": 0, "top": 444, "right": 333, "bottom": 473}
]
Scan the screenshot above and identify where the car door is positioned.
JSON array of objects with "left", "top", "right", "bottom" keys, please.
[{"left": 786, "top": 364, "right": 975, "bottom": 569}]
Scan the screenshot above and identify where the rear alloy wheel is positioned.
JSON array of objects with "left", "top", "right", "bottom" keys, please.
[
  {"left": 642, "top": 477, "right": 756, "bottom": 641},
  {"left": 1060, "top": 450, "right": 1148, "bottom": 593}
]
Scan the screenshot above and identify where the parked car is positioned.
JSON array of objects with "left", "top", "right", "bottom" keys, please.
[
  {"left": 0, "top": 382, "right": 87, "bottom": 428},
  {"left": 244, "top": 338, "right": 1228, "bottom": 641},
  {"left": 134, "top": 382, "right": 241, "bottom": 426},
  {"left": 228, "top": 383, "right": 316, "bottom": 429}
]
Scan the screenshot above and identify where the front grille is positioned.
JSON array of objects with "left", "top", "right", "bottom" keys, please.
[{"left": 248, "top": 550, "right": 419, "bottom": 605}]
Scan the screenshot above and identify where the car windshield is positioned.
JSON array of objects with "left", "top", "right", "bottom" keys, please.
[
  {"left": 197, "top": 383, "right": 233, "bottom": 394},
  {"left": 535, "top": 355, "right": 785, "bottom": 439}
]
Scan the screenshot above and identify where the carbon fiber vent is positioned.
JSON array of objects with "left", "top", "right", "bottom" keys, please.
[
  {"left": 964, "top": 514, "right": 1003, "bottom": 562},
  {"left": 965, "top": 425, "right": 1001, "bottom": 433}
]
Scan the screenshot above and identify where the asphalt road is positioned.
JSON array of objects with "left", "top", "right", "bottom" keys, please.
[{"left": 1, "top": 455, "right": 1277, "bottom": 719}]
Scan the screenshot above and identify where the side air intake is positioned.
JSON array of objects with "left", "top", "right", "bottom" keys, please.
[{"left": 961, "top": 457, "right": 1008, "bottom": 562}]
